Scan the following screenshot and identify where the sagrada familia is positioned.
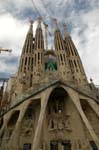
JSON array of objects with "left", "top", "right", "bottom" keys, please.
[{"left": 0, "top": 17, "right": 99, "bottom": 150}]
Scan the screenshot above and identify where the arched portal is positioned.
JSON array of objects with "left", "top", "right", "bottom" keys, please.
[
  {"left": 47, "top": 87, "right": 68, "bottom": 115},
  {"left": 46, "top": 87, "right": 72, "bottom": 150}
]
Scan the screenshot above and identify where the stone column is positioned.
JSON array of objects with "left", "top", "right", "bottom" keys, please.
[
  {"left": 32, "top": 88, "right": 52, "bottom": 150},
  {"left": 64, "top": 86, "right": 99, "bottom": 149}
]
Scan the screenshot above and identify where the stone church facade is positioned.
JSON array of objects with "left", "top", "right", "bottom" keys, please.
[{"left": 0, "top": 17, "right": 99, "bottom": 150}]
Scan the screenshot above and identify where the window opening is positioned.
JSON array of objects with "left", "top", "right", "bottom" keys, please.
[
  {"left": 51, "top": 120, "right": 54, "bottom": 128},
  {"left": 50, "top": 141, "right": 58, "bottom": 150},
  {"left": 28, "top": 57, "right": 30, "bottom": 70},
  {"left": 25, "top": 57, "right": 27, "bottom": 65},
  {"left": 23, "top": 143, "right": 31, "bottom": 150},
  {"left": 60, "top": 54, "right": 63, "bottom": 62},
  {"left": 61, "top": 141, "right": 71, "bottom": 150}
]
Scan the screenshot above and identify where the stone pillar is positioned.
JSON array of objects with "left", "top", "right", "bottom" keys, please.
[
  {"left": 32, "top": 88, "right": 52, "bottom": 150},
  {"left": 64, "top": 86, "right": 99, "bottom": 149}
]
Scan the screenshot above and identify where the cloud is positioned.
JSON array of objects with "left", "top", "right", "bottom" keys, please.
[
  {"left": 0, "top": 0, "right": 36, "bottom": 20},
  {"left": 0, "top": 0, "right": 33, "bottom": 12},
  {"left": 0, "top": 0, "right": 99, "bottom": 85},
  {"left": 0, "top": 13, "right": 29, "bottom": 77},
  {"left": 0, "top": 12, "right": 38, "bottom": 78},
  {"left": 71, "top": 7, "right": 99, "bottom": 84},
  {"left": 0, "top": 13, "right": 29, "bottom": 51}
]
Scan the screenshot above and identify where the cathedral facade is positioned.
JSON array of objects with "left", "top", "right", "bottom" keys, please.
[{"left": 0, "top": 17, "right": 99, "bottom": 150}]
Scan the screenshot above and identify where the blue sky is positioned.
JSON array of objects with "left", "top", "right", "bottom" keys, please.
[{"left": 0, "top": 0, "right": 99, "bottom": 84}]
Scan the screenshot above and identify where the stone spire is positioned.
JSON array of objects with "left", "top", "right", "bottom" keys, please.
[
  {"left": 34, "top": 17, "right": 44, "bottom": 50},
  {"left": 17, "top": 21, "right": 34, "bottom": 92},
  {"left": 54, "top": 19, "right": 72, "bottom": 81},
  {"left": 63, "top": 22, "right": 88, "bottom": 85},
  {"left": 33, "top": 17, "right": 44, "bottom": 83},
  {"left": 22, "top": 20, "right": 34, "bottom": 54},
  {"left": 54, "top": 19, "right": 65, "bottom": 51},
  {"left": 53, "top": 18, "right": 59, "bottom": 30},
  {"left": 63, "top": 23, "right": 70, "bottom": 38}
]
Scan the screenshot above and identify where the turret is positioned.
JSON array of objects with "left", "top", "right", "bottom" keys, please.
[
  {"left": 33, "top": 17, "right": 44, "bottom": 83},
  {"left": 63, "top": 23, "right": 88, "bottom": 85},
  {"left": 54, "top": 19, "right": 72, "bottom": 81}
]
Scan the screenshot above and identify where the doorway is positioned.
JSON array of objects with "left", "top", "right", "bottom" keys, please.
[
  {"left": 50, "top": 141, "right": 58, "bottom": 150},
  {"left": 50, "top": 141, "right": 71, "bottom": 150},
  {"left": 62, "top": 141, "right": 71, "bottom": 150},
  {"left": 23, "top": 143, "right": 31, "bottom": 150}
]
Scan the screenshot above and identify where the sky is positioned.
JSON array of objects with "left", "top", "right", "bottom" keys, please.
[{"left": 0, "top": 0, "right": 99, "bottom": 85}]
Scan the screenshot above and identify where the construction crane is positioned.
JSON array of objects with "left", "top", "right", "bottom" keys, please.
[{"left": 0, "top": 47, "right": 12, "bottom": 53}]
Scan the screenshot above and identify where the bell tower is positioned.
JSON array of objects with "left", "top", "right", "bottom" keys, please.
[
  {"left": 33, "top": 17, "right": 45, "bottom": 83},
  {"left": 54, "top": 19, "right": 72, "bottom": 81},
  {"left": 17, "top": 20, "right": 34, "bottom": 92},
  {"left": 63, "top": 23, "right": 88, "bottom": 86}
]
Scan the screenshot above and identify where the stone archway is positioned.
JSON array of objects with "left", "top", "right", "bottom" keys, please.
[
  {"left": 43, "top": 87, "right": 72, "bottom": 150},
  {"left": 47, "top": 87, "right": 68, "bottom": 129}
]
